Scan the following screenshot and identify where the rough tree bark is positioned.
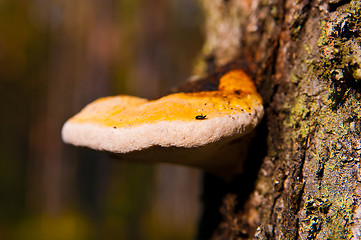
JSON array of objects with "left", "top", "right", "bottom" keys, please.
[{"left": 197, "top": 0, "right": 361, "bottom": 239}]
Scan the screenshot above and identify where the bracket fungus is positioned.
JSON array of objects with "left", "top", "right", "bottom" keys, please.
[{"left": 62, "top": 69, "right": 264, "bottom": 178}]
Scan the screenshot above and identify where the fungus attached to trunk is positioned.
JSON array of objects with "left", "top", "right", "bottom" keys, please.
[{"left": 62, "top": 69, "right": 263, "bottom": 178}]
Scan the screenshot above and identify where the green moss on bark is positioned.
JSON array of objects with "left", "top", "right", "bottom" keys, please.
[
  {"left": 283, "top": 1, "right": 361, "bottom": 239},
  {"left": 264, "top": 1, "right": 361, "bottom": 237},
  {"left": 315, "top": 0, "right": 361, "bottom": 110}
]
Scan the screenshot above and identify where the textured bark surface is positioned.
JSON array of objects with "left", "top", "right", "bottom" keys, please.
[{"left": 198, "top": 0, "right": 361, "bottom": 239}]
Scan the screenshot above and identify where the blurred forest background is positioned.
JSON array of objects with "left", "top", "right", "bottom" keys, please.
[{"left": 0, "top": 0, "right": 204, "bottom": 239}]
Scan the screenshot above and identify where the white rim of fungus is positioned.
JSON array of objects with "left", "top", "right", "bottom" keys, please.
[{"left": 62, "top": 104, "right": 263, "bottom": 153}]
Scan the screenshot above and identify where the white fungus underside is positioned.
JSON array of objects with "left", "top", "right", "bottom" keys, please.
[{"left": 62, "top": 106, "right": 263, "bottom": 154}]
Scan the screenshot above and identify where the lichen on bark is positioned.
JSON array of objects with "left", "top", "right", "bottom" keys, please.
[
  {"left": 269, "top": 0, "right": 361, "bottom": 239},
  {"left": 296, "top": 1, "right": 361, "bottom": 238}
]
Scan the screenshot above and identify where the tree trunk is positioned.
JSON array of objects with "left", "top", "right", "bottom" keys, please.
[{"left": 197, "top": 0, "right": 361, "bottom": 239}]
